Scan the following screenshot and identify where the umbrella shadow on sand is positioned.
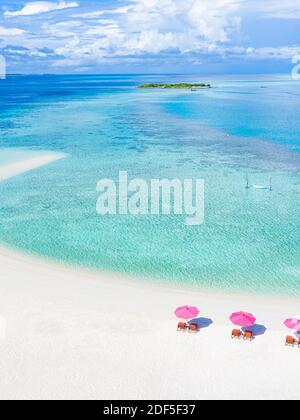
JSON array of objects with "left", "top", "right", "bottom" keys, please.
[
  {"left": 243, "top": 324, "right": 267, "bottom": 337},
  {"left": 189, "top": 318, "right": 213, "bottom": 331}
]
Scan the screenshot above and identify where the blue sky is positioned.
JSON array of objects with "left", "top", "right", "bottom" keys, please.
[{"left": 0, "top": 0, "right": 299, "bottom": 74}]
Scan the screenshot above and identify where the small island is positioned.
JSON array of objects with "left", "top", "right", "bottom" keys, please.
[{"left": 137, "top": 83, "right": 211, "bottom": 89}]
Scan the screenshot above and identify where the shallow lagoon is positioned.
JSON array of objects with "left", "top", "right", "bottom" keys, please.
[{"left": 0, "top": 74, "right": 299, "bottom": 295}]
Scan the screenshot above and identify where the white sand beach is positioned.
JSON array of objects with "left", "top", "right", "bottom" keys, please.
[
  {"left": 0, "top": 144, "right": 298, "bottom": 399},
  {"left": 0, "top": 245, "right": 299, "bottom": 400},
  {"left": 0, "top": 152, "right": 66, "bottom": 182}
]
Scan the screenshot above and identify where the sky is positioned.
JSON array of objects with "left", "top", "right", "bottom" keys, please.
[{"left": 0, "top": 0, "right": 299, "bottom": 74}]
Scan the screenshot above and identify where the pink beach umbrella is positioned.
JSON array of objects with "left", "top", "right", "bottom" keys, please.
[
  {"left": 175, "top": 305, "right": 199, "bottom": 321},
  {"left": 284, "top": 318, "right": 300, "bottom": 332},
  {"left": 230, "top": 311, "right": 256, "bottom": 328}
]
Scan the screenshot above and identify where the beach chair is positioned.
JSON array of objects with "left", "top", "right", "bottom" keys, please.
[
  {"left": 231, "top": 329, "right": 242, "bottom": 339},
  {"left": 285, "top": 336, "right": 296, "bottom": 347},
  {"left": 243, "top": 331, "right": 254, "bottom": 341},
  {"left": 188, "top": 323, "right": 198, "bottom": 334},
  {"left": 177, "top": 322, "right": 187, "bottom": 332}
]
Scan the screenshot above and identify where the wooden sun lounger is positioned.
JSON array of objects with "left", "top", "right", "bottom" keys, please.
[
  {"left": 285, "top": 336, "right": 296, "bottom": 347},
  {"left": 177, "top": 322, "right": 187, "bottom": 332},
  {"left": 231, "top": 329, "right": 242, "bottom": 339},
  {"left": 188, "top": 323, "right": 198, "bottom": 333},
  {"left": 243, "top": 331, "right": 254, "bottom": 341}
]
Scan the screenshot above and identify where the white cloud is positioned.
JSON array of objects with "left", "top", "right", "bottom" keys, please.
[
  {"left": 5, "top": 1, "right": 79, "bottom": 18},
  {"left": 241, "top": 0, "right": 300, "bottom": 19},
  {"left": 45, "top": 0, "right": 299, "bottom": 67},
  {"left": 120, "top": 0, "right": 242, "bottom": 45},
  {"left": 2, "top": 0, "right": 299, "bottom": 71},
  {"left": 37, "top": 0, "right": 244, "bottom": 67},
  {"left": 72, "top": 10, "right": 106, "bottom": 19},
  {"left": 246, "top": 45, "right": 300, "bottom": 60},
  {"left": 114, "top": 6, "right": 134, "bottom": 14},
  {"left": 42, "top": 20, "right": 82, "bottom": 37},
  {"left": 72, "top": 6, "right": 133, "bottom": 19},
  {"left": 0, "top": 26, "right": 26, "bottom": 36},
  {"left": 4, "top": 47, "right": 49, "bottom": 57}
]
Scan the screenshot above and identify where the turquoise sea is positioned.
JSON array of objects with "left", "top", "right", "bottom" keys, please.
[{"left": 0, "top": 74, "right": 299, "bottom": 295}]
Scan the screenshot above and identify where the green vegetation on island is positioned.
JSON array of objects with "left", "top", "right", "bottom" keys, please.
[{"left": 137, "top": 83, "right": 211, "bottom": 89}]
